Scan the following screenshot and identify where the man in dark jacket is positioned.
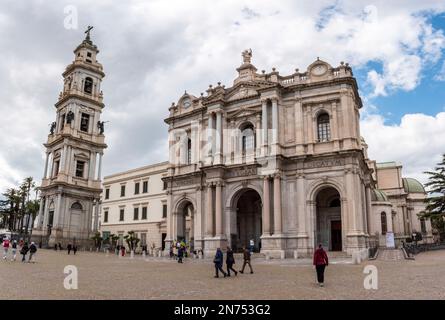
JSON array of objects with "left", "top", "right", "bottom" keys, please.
[
  {"left": 226, "top": 247, "right": 237, "bottom": 276},
  {"left": 20, "top": 242, "right": 29, "bottom": 262},
  {"left": 28, "top": 242, "right": 37, "bottom": 263},
  {"left": 213, "top": 248, "right": 227, "bottom": 278},
  {"left": 239, "top": 246, "right": 253, "bottom": 274},
  {"left": 67, "top": 243, "right": 72, "bottom": 255},
  {"left": 313, "top": 244, "right": 329, "bottom": 287}
]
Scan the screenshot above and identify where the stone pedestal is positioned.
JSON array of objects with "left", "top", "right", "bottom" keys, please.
[
  {"left": 260, "top": 235, "right": 286, "bottom": 259},
  {"left": 203, "top": 236, "right": 227, "bottom": 257},
  {"left": 345, "top": 232, "right": 368, "bottom": 256}
]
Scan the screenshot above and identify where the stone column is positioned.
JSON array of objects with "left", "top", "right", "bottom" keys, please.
[
  {"left": 365, "top": 185, "right": 372, "bottom": 235},
  {"left": 271, "top": 99, "right": 278, "bottom": 148},
  {"left": 215, "top": 181, "right": 223, "bottom": 236},
  {"left": 255, "top": 114, "right": 261, "bottom": 158},
  {"left": 60, "top": 145, "right": 67, "bottom": 172},
  {"left": 273, "top": 174, "right": 282, "bottom": 235},
  {"left": 43, "top": 152, "right": 50, "bottom": 179},
  {"left": 262, "top": 176, "right": 270, "bottom": 236},
  {"left": 205, "top": 183, "right": 213, "bottom": 237},
  {"left": 89, "top": 152, "right": 97, "bottom": 180},
  {"left": 215, "top": 111, "right": 222, "bottom": 164},
  {"left": 93, "top": 200, "right": 100, "bottom": 231},
  {"left": 35, "top": 197, "right": 45, "bottom": 228},
  {"left": 97, "top": 153, "right": 103, "bottom": 180},
  {"left": 261, "top": 100, "right": 268, "bottom": 154},
  {"left": 53, "top": 193, "right": 62, "bottom": 228},
  {"left": 296, "top": 173, "right": 306, "bottom": 236},
  {"left": 207, "top": 113, "right": 214, "bottom": 157}
]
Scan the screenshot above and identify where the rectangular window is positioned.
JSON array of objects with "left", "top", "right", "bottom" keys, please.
[
  {"left": 104, "top": 211, "right": 108, "bottom": 223},
  {"left": 142, "top": 207, "right": 147, "bottom": 220},
  {"left": 163, "top": 180, "right": 168, "bottom": 190},
  {"left": 142, "top": 181, "right": 148, "bottom": 193},
  {"left": 119, "top": 209, "right": 124, "bottom": 221},
  {"left": 133, "top": 207, "right": 139, "bottom": 220},
  {"left": 120, "top": 185, "right": 126, "bottom": 197},
  {"left": 134, "top": 182, "right": 140, "bottom": 195},
  {"left": 105, "top": 188, "right": 110, "bottom": 200},
  {"left": 75, "top": 161, "right": 85, "bottom": 178},
  {"left": 162, "top": 204, "right": 167, "bottom": 218},
  {"left": 60, "top": 114, "right": 65, "bottom": 131},
  {"left": 80, "top": 113, "right": 90, "bottom": 132}
]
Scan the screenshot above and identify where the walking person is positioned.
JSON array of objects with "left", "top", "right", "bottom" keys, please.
[
  {"left": 226, "top": 247, "right": 237, "bottom": 277},
  {"left": 20, "top": 242, "right": 29, "bottom": 263},
  {"left": 28, "top": 242, "right": 37, "bottom": 263},
  {"left": 177, "top": 245, "right": 184, "bottom": 263},
  {"left": 11, "top": 240, "right": 18, "bottom": 261},
  {"left": 213, "top": 248, "right": 227, "bottom": 278},
  {"left": 313, "top": 244, "right": 329, "bottom": 287},
  {"left": 2, "top": 237, "right": 10, "bottom": 260},
  {"left": 239, "top": 246, "right": 254, "bottom": 274},
  {"left": 249, "top": 239, "right": 254, "bottom": 254},
  {"left": 67, "top": 243, "right": 72, "bottom": 254},
  {"left": 73, "top": 245, "right": 77, "bottom": 255}
]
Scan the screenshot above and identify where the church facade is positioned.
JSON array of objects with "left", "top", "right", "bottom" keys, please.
[
  {"left": 162, "top": 50, "right": 432, "bottom": 258},
  {"left": 33, "top": 31, "right": 106, "bottom": 247}
]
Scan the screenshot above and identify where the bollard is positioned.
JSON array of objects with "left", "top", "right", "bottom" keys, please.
[
  {"left": 294, "top": 250, "right": 298, "bottom": 259},
  {"left": 130, "top": 250, "right": 134, "bottom": 259},
  {"left": 280, "top": 251, "right": 285, "bottom": 260},
  {"left": 142, "top": 251, "right": 146, "bottom": 259},
  {"left": 265, "top": 252, "right": 270, "bottom": 260}
]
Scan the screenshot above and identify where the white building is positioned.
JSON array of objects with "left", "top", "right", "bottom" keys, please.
[{"left": 99, "top": 162, "right": 169, "bottom": 251}]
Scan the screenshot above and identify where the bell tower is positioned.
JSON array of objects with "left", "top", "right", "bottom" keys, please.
[{"left": 33, "top": 27, "right": 107, "bottom": 247}]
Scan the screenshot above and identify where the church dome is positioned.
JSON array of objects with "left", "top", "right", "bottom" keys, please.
[
  {"left": 402, "top": 178, "right": 425, "bottom": 193},
  {"left": 371, "top": 189, "right": 389, "bottom": 202}
]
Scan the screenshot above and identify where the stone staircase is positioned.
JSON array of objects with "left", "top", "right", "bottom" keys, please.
[{"left": 377, "top": 248, "right": 405, "bottom": 261}]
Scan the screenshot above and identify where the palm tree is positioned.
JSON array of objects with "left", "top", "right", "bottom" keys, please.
[
  {"left": 3, "top": 188, "right": 20, "bottom": 231},
  {"left": 109, "top": 234, "right": 119, "bottom": 251},
  {"left": 124, "top": 231, "right": 140, "bottom": 252},
  {"left": 22, "top": 177, "right": 37, "bottom": 233},
  {"left": 91, "top": 231, "right": 103, "bottom": 250}
]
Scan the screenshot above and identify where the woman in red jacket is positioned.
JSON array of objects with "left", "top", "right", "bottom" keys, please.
[{"left": 313, "top": 244, "right": 329, "bottom": 287}]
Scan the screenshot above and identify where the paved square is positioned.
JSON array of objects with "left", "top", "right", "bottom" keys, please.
[{"left": 1, "top": 249, "right": 444, "bottom": 299}]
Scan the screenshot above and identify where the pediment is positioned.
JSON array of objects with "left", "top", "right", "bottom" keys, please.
[
  {"left": 228, "top": 106, "right": 258, "bottom": 119},
  {"left": 227, "top": 87, "right": 259, "bottom": 102}
]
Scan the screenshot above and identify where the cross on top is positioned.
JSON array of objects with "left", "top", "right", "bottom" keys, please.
[{"left": 85, "top": 26, "right": 93, "bottom": 42}]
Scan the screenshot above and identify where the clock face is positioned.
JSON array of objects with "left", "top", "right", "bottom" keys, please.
[
  {"left": 183, "top": 99, "right": 191, "bottom": 108},
  {"left": 312, "top": 64, "right": 327, "bottom": 76}
]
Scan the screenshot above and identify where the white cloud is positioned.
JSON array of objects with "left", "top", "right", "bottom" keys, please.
[
  {"left": 434, "top": 60, "right": 445, "bottom": 81},
  {"left": 361, "top": 112, "right": 445, "bottom": 184}
]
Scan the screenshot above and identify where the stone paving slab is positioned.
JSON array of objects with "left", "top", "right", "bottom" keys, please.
[{"left": 1, "top": 249, "right": 444, "bottom": 299}]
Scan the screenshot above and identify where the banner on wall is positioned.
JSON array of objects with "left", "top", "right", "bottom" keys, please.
[{"left": 386, "top": 231, "right": 395, "bottom": 248}]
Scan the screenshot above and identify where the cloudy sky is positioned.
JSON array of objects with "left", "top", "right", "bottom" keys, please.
[{"left": 0, "top": 0, "right": 445, "bottom": 192}]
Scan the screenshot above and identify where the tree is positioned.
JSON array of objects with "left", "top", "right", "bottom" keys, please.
[
  {"left": 422, "top": 154, "right": 445, "bottom": 239},
  {"left": 124, "top": 231, "right": 140, "bottom": 252},
  {"left": 109, "top": 234, "right": 119, "bottom": 250},
  {"left": 91, "top": 231, "right": 103, "bottom": 249}
]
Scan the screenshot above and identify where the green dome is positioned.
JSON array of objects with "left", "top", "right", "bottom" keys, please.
[
  {"left": 371, "top": 189, "right": 389, "bottom": 202},
  {"left": 402, "top": 178, "right": 425, "bottom": 193}
]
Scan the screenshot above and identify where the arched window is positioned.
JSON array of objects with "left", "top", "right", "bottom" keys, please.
[
  {"left": 317, "top": 113, "right": 331, "bottom": 142},
  {"left": 241, "top": 123, "right": 255, "bottom": 154},
  {"left": 187, "top": 138, "right": 192, "bottom": 164},
  {"left": 381, "top": 212, "right": 387, "bottom": 235},
  {"left": 84, "top": 77, "right": 93, "bottom": 94},
  {"left": 71, "top": 202, "right": 83, "bottom": 210}
]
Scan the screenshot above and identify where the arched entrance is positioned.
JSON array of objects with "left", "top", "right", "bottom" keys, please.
[
  {"left": 176, "top": 201, "right": 194, "bottom": 250},
  {"left": 233, "top": 189, "right": 262, "bottom": 252},
  {"left": 315, "top": 187, "right": 342, "bottom": 251}
]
